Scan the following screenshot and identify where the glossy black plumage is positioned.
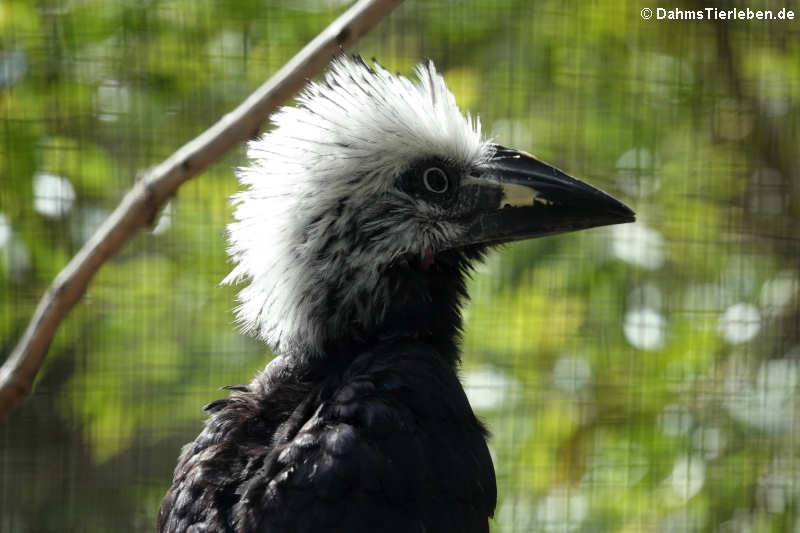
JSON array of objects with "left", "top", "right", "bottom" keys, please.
[{"left": 159, "top": 251, "right": 497, "bottom": 533}]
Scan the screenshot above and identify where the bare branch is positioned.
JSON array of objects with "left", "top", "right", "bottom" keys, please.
[{"left": 0, "top": 0, "right": 403, "bottom": 420}]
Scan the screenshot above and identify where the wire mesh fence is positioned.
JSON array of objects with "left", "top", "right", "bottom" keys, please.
[{"left": 1, "top": 1, "right": 799, "bottom": 531}]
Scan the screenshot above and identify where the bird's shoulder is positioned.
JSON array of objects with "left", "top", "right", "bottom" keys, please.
[
  {"left": 159, "top": 342, "right": 495, "bottom": 533},
  {"left": 157, "top": 354, "right": 312, "bottom": 533}
]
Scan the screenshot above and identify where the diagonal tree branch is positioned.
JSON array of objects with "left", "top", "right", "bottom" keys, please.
[{"left": 0, "top": 0, "right": 404, "bottom": 421}]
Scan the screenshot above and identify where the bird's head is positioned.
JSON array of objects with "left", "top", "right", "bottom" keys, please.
[{"left": 224, "top": 56, "right": 634, "bottom": 357}]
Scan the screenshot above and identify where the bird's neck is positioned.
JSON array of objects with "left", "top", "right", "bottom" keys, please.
[
  {"left": 369, "top": 252, "right": 471, "bottom": 364},
  {"left": 290, "top": 248, "right": 482, "bottom": 368}
]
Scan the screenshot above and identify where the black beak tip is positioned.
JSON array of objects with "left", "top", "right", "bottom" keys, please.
[
  {"left": 580, "top": 184, "right": 635, "bottom": 225},
  {"left": 610, "top": 199, "right": 636, "bottom": 222},
  {"left": 586, "top": 182, "right": 634, "bottom": 222}
]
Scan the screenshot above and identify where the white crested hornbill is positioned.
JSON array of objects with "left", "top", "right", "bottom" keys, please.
[{"left": 158, "top": 56, "right": 634, "bottom": 533}]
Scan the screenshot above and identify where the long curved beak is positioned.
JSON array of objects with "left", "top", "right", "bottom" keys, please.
[{"left": 461, "top": 145, "right": 635, "bottom": 246}]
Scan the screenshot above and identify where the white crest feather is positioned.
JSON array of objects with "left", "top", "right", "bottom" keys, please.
[{"left": 224, "top": 56, "right": 491, "bottom": 353}]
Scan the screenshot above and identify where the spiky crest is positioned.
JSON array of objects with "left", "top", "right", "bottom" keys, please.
[{"left": 224, "top": 56, "right": 491, "bottom": 354}]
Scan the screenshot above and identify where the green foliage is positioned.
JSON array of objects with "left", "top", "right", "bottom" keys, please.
[{"left": 1, "top": 1, "right": 798, "bottom": 532}]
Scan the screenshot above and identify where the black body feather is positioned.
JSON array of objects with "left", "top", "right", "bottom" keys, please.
[{"left": 158, "top": 250, "right": 497, "bottom": 532}]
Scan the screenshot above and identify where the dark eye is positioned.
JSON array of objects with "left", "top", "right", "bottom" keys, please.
[{"left": 422, "top": 167, "right": 449, "bottom": 194}]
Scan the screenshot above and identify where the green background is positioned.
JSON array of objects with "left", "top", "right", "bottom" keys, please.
[{"left": 1, "top": 1, "right": 799, "bottom": 531}]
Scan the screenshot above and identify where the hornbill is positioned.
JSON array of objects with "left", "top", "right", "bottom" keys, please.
[{"left": 158, "top": 56, "right": 634, "bottom": 533}]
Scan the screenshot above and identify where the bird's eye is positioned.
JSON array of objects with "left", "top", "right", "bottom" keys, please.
[{"left": 422, "top": 167, "right": 449, "bottom": 194}]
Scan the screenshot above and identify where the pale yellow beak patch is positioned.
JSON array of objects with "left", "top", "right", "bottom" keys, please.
[{"left": 500, "top": 183, "right": 539, "bottom": 208}]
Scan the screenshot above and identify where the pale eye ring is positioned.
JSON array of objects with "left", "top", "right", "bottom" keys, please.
[{"left": 422, "top": 167, "right": 449, "bottom": 194}]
